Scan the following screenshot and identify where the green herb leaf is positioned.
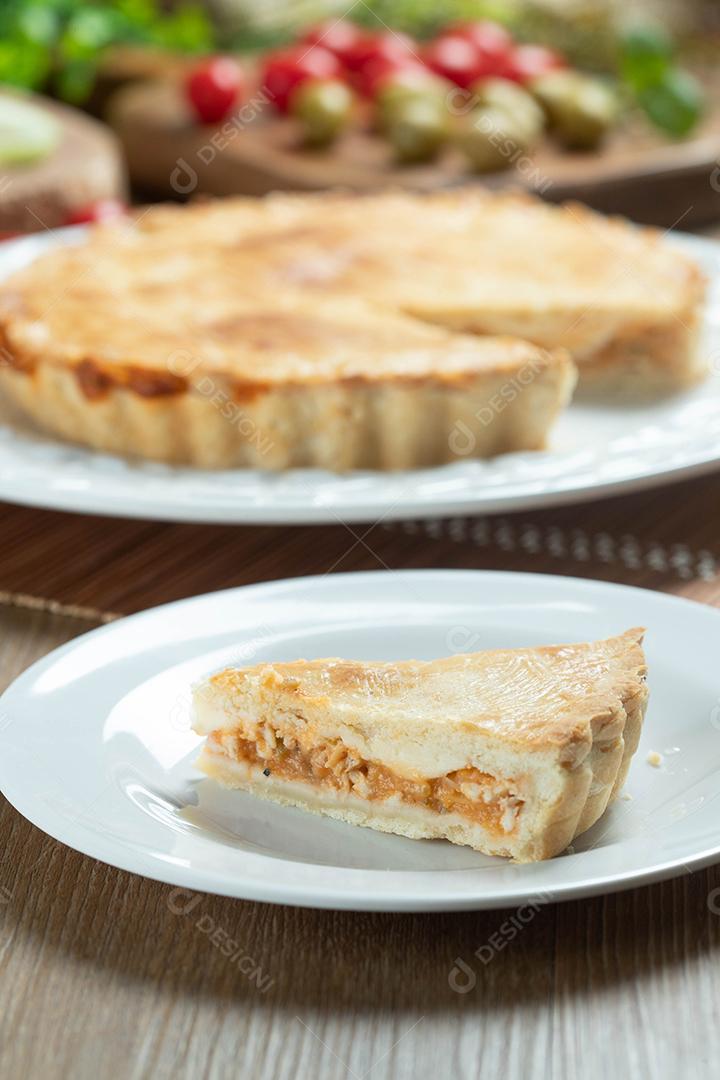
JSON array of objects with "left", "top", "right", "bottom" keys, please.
[
  {"left": 0, "top": 0, "right": 217, "bottom": 99},
  {"left": 620, "top": 24, "right": 674, "bottom": 91},
  {"left": 636, "top": 68, "right": 703, "bottom": 138}
]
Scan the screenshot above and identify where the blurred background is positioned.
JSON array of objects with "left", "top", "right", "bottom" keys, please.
[{"left": 0, "top": 0, "right": 718, "bottom": 232}]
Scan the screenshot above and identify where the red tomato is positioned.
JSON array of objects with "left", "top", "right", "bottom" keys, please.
[
  {"left": 261, "top": 45, "right": 342, "bottom": 112},
  {"left": 424, "top": 34, "right": 482, "bottom": 89},
  {"left": 370, "top": 61, "right": 442, "bottom": 98},
  {"left": 450, "top": 20, "right": 512, "bottom": 52},
  {"left": 300, "top": 19, "right": 364, "bottom": 63},
  {"left": 448, "top": 20, "right": 513, "bottom": 76},
  {"left": 356, "top": 55, "right": 427, "bottom": 98},
  {"left": 342, "top": 30, "right": 415, "bottom": 75},
  {"left": 502, "top": 44, "right": 566, "bottom": 84},
  {"left": 185, "top": 57, "right": 244, "bottom": 124},
  {"left": 65, "top": 199, "right": 127, "bottom": 226}
]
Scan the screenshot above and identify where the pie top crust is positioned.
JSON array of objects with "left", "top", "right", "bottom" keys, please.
[
  {"left": 195, "top": 628, "right": 647, "bottom": 770},
  {"left": 135, "top": 189, "right": 701, "bottom": 321},
  {"left": 0, "top": 189, "right": 701, "bottom": 398},
  {"left": 0, "top": 265, "right": 561, "bottom": 391}
]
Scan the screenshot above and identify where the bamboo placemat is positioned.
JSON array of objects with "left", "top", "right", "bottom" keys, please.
[{"left": 1, "top": 468, "right": 719, "bottom": 622}]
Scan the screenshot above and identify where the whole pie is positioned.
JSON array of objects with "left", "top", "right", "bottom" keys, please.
[
  {"left": 0, "top": 189, "right": 703, "bottom": 471},
  {"left": 192, "top": 629, "right": 648, "bottom": 862}
]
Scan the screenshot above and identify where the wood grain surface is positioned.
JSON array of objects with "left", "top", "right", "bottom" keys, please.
[
  {"left": 3, "top": 221, "right": 720, "bottom": 1075},
  {"left": 2, "top": 468, "right": 720, "bottom": 1079}
]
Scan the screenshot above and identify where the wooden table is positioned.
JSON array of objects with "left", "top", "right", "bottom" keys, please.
[
  {"left": 3, "top": 214, "right": 720, "bottom": 1077},
  {"left": 2, "top": 468, "right": 720, "bottom": 1078}
]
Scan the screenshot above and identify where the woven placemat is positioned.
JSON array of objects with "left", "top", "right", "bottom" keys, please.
[{"left": 1, "top": 468, "right": 718, "bottom": 619}]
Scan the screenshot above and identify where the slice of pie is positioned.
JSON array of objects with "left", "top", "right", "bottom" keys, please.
[{"left": 192, "top": 629, "right": 648, "bottom": 862}]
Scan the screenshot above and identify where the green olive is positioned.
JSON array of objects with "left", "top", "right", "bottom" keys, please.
[
  {"left": 455, "top": 107, "right": 533, "bottom": 173},
  {"left": 531, "top": 71, "right": 617, "bottom": 149},
  {"left": 375, "top": 75, "right": 449, "bottom": 134},
  {"left": 291, "top": 78, "right": 354, "bottom": 147},
  {"left": 385, "top": 96, "right": 448, "bottom": 164},
  {"left": 468, "top": 77, "right": 545, "bottom": 143}
]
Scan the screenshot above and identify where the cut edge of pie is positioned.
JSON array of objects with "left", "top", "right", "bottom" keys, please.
[
  {"left": 191, "top": 629, "right": 648, "bottom": 862},
  {"left": 0, "top": 310, "right": 576, "bottom": 470}
]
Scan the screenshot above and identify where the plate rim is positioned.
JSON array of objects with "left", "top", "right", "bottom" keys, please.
[
  {"left": 2, "top": 567, "right": 720, "bottom": 911},
  {"left": 0, "top": 444, "right": 719, "bottom": 526}
]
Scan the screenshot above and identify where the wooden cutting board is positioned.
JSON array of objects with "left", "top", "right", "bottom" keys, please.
[
  {"left": 0, "top": 90, "right": 127, "bottom": 233},
  {"left": 108, "top": 76, "right": 720, "bottom": 227}
]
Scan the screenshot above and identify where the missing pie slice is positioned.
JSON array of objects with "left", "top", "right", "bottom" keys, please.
[{"left": 192, "top": 629, "right": 648, "bottom": 862}]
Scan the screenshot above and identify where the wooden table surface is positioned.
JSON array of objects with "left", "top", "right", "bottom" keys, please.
[
  {"left": 2, "top": 471, "right": 720, "bottom": 1079},
  {"left": 3, "top": 230, "right": 720, "bottom": 1079}
]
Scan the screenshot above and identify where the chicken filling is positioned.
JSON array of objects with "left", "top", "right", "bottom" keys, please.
[{"left": 208, "top": 728, "right": 524, "bottom": 835}]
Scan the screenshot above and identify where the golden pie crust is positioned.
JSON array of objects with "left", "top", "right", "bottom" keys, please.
[
  {"left": 192, "top": 629, "right": 648, "bottom": 861},
  {"left": 0, "top": 189, "right": 703, "bottom": 470}
]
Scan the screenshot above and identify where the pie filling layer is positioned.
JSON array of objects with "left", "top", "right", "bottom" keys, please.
[{"left": 207, "top": 730, "right": 524, "bottom": 836}]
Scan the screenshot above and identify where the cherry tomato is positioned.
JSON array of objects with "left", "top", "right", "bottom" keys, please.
[
  {"left": 261, "top": 45, "right": 342, "bottom": 112},
  {"left": 356, "top": 55, "right": 427, "bottom": 98},
  {"left": 300, "top": 19, "right": 364, "bottom": 64},
  {"left": 448, "top": 20, "right": 513, "bottom": 77},
  {"left": 342, "top": 30, "right": 415, "bottom": 77},
  {"left": 370, "top": 61, "right": 442, "bottom": 99},
  {"left": 502, "top": 44, "right": 566, "bottom": 84},
  {"left": 424, "top": 34, "right": 482, "bottom": 89},
  {"left": 185, "top": 57, "right": 245, "bottom": 124},
  {"left": 449, "top": 21, "right": 512, "bottom": 54},
  {"left": 65, "top": 199, "right": 127, "bottom": 226}
]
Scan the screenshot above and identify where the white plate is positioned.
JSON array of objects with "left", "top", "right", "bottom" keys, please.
[
  {"left": 0, "top": 229, "right": 719, "bottom": 524},
  {"left": 1, "top": 569, "right": 720, "bottom": 912}
]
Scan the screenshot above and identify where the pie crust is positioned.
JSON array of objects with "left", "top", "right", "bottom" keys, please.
[
  {"left": 132, "top": 189, "right": 707, "bottom": 391},
  {"left": 0, "top": 189, "right": 703, "bottom": 470},
  {"left": 192, "top": 629, "right": 648, "bottom": 862},
  {"left": 0, "top": 293, "right": 574, "bottom": 469}
]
